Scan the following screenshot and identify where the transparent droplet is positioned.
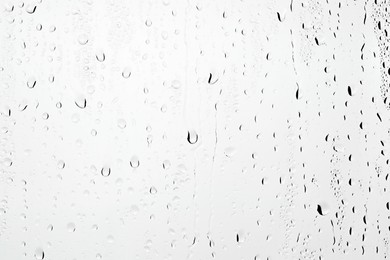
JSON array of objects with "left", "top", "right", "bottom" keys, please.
[
  {"left": 48, "top": 75, "right": 55, "bottom": 83},
  {"left": 34, "top": 248, "right": 44, "bottom": 260},
  {"left": 130, "top": 156, "right": 140, "bottom": 168},
  {"left": 187, "top": 130, "right": 198, "bottom": 144},
  {"left": 171, "top": 80, "right": 181, "bottom": 89},
  {"left": 104, "top": 235, "right": 114, "bottom": 244},
  {"left": 95, "top": 51, "right": 105, "bottom": 62},
  {"left": 42, "top": 113, "right": 49, "bottom": 120},
  {"left": 121, "top": 68, "right": 131, "bottom": 79},
  {"left": 149, "top": 186, "right": 157, "bottom": 194},
  {"left": 3, "top": 158, "right": 12, "bottom": 167},
  {"left": 145, "top": 19, "right": 152, "bottom": 27},
  {"left": 57, "top": 160, "right": 65, "bottom": 169},
  {"left": 129, "top": 204, "right": 139, "bottom": 215},
  {"left": 117, "top": 119, "right": 127, "bottom": 129},
  {"left": 4, "top": 4, "right": 14, "bottom": 12},
  {"left": 26, "top": 4, "right": 36, "bottom": 14},
  {"left": 317, "top": 202, "right": 330, "bottom": 216},
  {"left": 75, "top": 96, "right": 87, "bottom": 109},
  {"left": 47, "top": 224, "right": 53, "bottom": 231},
  {"left": 27, "top": 77, "right": 36, "bottom": 88},
  {"left": 101, "top": 167, "right": 111, "bottom": 177},
  {"left": 91, "top": 129, "right": 97, "bottom": 136},
  {"left": 67, "top": 222, "right": 76, "bottom": 232},
  {"left": 77, "top": 34, "right": 89, "bottom": 45},
  {"left": 162, "top": 160, "right": 171, "bottom": 170},
  {"left": 19, "top": 100, "right": 28, "bottom": 111},
  {"left": 0, "top": 106, "right": 11, "bottom": 117}
]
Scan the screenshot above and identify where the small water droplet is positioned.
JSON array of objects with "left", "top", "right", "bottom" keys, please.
[
  {"left": 122, "top": 68, "right": 131, "bottom": 79},
  {"left": 187, "top": 130, "right": 198, "bottom": 144},
  {"left": 57, "top": 160, "right": 65, "bottom": 169},
  {"left": 75, "top": 96, "right": 87, "bottom": 109},
  {"left": 145, "top": 19, "right": 152, "bottom": 27},
  {"left": 27, "top": 77, "right": 36, "bottom": 88},
  {"left": 130, "top": 156, "right": 140, "bottom": 168},
  {"left": 91, "top": 129, "right": 97, "bottom": 136},
  {"left": 117, "top": 119, "right": 127, "bottom": 129},
  {"left": 78, "top": 34, "right": 89, "bottom": 45},
  {"left": 317, "top": 202, "right": 330, "bottom": 216},
  {"left": 34, "top": 248, "right": 44, "bottom": 260},
  {"left": 26, "top": 4, "right": 36, "bottom": 14},
  {"left": 95, "top": 51, "right": 105, "bottom": 62},
  {"left": 149, "top": 186, "right": 157, "bottom": 194},
  {"left": 171, "top": 80, "right": 181, "bottom": 89},
  {"left": 162, "top": 160, "right": 171, "bottom": 170},
  {"left": 67, "top": 222, "right": 76, "bottom": 232},
  {"left": 101, "top": 167, "right": 111, "bottom": 177},
  {"left": 107, "top": 235, "right": 115, "bottom": 243}
]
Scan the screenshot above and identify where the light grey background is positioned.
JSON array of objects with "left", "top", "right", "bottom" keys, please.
[{"left": 0, "top": 0, "right": 389, "bottom": 259}]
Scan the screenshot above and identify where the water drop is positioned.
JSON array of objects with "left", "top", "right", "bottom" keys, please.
[
  {"left": 187, "top": 130, "right": 198, "bottom": 144},
  {"left": 34, "top": 248, "right": 44, "bottom": 260},
  {"left": 122, "top": 68, "right": 131, "bottom": 79},
  {"left": 317, "top": 202, "right": 330, "bottom": 216},
  {"left": 117, "top": 119, "right": 127, "bottom": 129},
  {"left": 77, "top": 34, "right": 89, "bottom": 45},
  {"left": 101, "top": 167, "right": 111, "bottom": 177},
  {"left": 26, "top": 4, "right": 36, "bottom": 14},
  {"left": 95, "top": 51, "right": 105, "bottom": 62},
  {"left": 67, "top": 222, "right": 76, "bottom": 232},
  {"left": 145, "top": 19, "right": 152, "bottom": 27},
  {"left": 162, "top": 160, "right": 171, "bottom": 170},
  {"left": 75, "top": 96, "right": 87, "bottom": 109},
  {"left": 57, "top": 160, "right": 65, "bottom": 169},
  {"left": 130, "top": 156, "right": 140, "bottom": 168},
  {"left": 27, "top": 77, "right": 36, "bottom": 88}
]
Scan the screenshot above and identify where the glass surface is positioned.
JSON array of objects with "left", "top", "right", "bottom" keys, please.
[{"left": 0, "top": 0, "right": 389, "bottom": 259}]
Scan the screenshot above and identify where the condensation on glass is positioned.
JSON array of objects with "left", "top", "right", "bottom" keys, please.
[{"left": 0, "top": 0, "right": 389, "bottom": 259}]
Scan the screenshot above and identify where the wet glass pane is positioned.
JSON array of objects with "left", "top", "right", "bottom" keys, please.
[{"left": 0, "top": 0, "right": 389, "bottom": 259}]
